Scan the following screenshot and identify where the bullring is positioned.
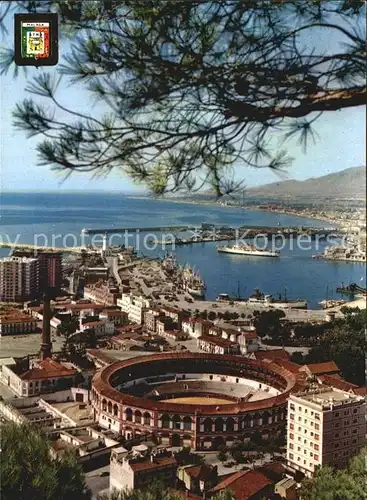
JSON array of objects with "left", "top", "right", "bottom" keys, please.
[{"left": 91, "top": 352, "right": 299, "bottom": 450}]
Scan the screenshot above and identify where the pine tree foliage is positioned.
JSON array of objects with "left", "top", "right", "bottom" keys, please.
[
  {"left": 0, "top": 422, "right": 91, "bottom": 500},
  {"left": 0, "top": 1, "right": 365, "bottom": 195}
]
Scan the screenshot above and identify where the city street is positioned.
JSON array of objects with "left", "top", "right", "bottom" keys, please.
[{"left": 85, "top": 465, "right": 110, "bottom": 499}]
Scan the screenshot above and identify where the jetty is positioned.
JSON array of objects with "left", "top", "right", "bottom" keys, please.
[
  {"left": 0, "top": 242, "right": 86, "bottom": 254},
  {"left": 81, "top": 225, "right": 192, "bottom": 235}
]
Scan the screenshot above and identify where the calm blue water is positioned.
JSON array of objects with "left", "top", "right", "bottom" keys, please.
[{"left": 1, "top": 193, "right": 365, "bottom": 308}]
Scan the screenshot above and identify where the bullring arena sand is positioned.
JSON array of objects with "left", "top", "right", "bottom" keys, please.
[{"left": 162, "top": 396, "right": 234, "bottom": 405}]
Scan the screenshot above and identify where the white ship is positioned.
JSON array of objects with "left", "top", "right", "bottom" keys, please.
[{"left": 217, "top": 244, "right": 280, "bottom": 257}]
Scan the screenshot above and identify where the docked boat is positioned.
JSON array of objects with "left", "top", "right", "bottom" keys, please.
[
  {"left": 247, "top": 289, "right": 307, "bottom": 309},
  {"left": 319, "top": 299, "right": 348, "bottom": 309},
  {"left": 182, "top": 266, "right": 206, "bottom": 298},
  {"left": 217, "top": 244, "right": 280, "bottom": 257},
  {"left": 216, "top": 293, "right": 231, "bottom": 302},
  {"left": 162, "top": 253, "right": 178, "bottom": 274}
]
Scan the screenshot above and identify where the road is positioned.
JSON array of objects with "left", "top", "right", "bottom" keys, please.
[
  {"left": 85, "top": 465, "right": 110, "bottom": 499},
  {"left": 0, "top": 379, "right": 17, "bottom": 400},
  {"left": 159, "top": 296, "right": 328, "bottom": 323}
]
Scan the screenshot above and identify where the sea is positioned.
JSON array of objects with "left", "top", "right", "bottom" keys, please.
[{"left": 0, "top": 192, "right": 365, "bottom": 309}]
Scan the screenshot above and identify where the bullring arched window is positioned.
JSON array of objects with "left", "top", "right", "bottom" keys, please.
[
  {"left": 135, "top": 410, "right": 142, "bottom": 424},
  {"left": 125, "top": 408, "right": 133, "bottom": 422},
  {"left": 144, "top": 412, "right": 151, "bottom": 426},
  {"left": 242, "top": 415, "right": 251, "bottom": 429},
  {"left": 262, "top": 411, "right": 270, "bottom": 425},
  {"left": 108, "top": 401, "right": 112, "bottom": 414},
  {"left": 183, "top": 416, "right": 192, "bottom": 431},
  {"left": 162, "top": 414, "right": 170, "bottom": 429},
  {"left": 215, "top": 418, "right": 224, "bottom": 432},
  {"left": 113, "top": 404, "right": 118, "bottom": 417},
  {"left": 102, "top": 399, "right": 107, "bottom": 411},
  {"left": 226, "top": 417, "right": 235, "bottom": 432},
  {"left": 203, "top": 418, "right": 213, "bottom": 433},
  {"left": 173, "top": 415, "right": 181, "bottom": 430}
]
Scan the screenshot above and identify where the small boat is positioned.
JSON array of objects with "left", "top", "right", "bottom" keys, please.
[
  {"left": 187, "top": 285, "right": 205, "bottom": 298},
  {"left": 319, "top": 299, "right": 348, "bottom": 309},
  {"left": 216, "top": 293, "right": 231, "bottom": 302}
]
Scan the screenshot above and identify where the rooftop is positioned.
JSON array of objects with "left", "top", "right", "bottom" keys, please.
[
  {"left": 208, "top": 469, "right": 273, "bottom": 499},
  {"left": 255, "top": 349, "right": 290, "bottom": 362},
  {"left": 318, "top": 374, "right": 360, "bottom": 393},
  {"left": 292, "top": 387, "right": 364, "bottom": 408},
  {"left": 18, "top": 358, "right": 77, "bottom": 381},
  {"left": 301, "top": 361, "right": 340, "bottom": 375},
  {"left": 129, "top": 455, "right": 177, "bottom": 473},
  {"left": 183, "top": 464, "right": 215, "bottom": 481},
  {"left": 198, "top": 336, "right": 238, "bottom": 348},
  {"left": 82, "top": 321, "right": 105, "bottom": 327}
]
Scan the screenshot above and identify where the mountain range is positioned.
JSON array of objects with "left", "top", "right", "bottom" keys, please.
[{"left": 244, "top": 166, "right": 366, "bottom": 201}]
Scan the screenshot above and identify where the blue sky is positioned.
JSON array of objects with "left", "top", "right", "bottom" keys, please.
[{"left": 1, "top": 9, "right": 365, "bottom": 193}]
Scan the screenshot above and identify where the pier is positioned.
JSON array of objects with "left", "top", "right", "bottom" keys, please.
[
  {"left": 82, "top": 224, "right": 339, "bottom": 237},
  {"left": 82, "top": 225, "right": 192, "bottom": 235},
  {"left": 151, "top": 227, "right": 340, "bottom": 246},
  {"left": 0, "top": 242, "right": 85, "bottom": 254}
]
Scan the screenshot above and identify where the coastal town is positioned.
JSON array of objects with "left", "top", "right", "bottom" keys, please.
[
  {"left": 0, "top": 230, "right": 365, "bottom": 499},
  {"left": 1, "top": 2, "right": 366, "bottom": 499}
]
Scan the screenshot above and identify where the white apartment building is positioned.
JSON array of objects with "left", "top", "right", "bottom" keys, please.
[
  {"left": 0, "top": 257, "right": 39, "bottom": 302},
  {"left": 117, "top": 294, "right": 150, "bottom": 324},
  {"left": 287, "top": 388, "right": 366, "bottom": 477}
]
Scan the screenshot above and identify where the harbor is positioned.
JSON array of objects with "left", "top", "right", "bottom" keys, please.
[
  {"left": 149, "top": 225, "right": 340, "bottom": 246},
  {"left": 1, "top": 195, "right": 365, "bottom": 310}
]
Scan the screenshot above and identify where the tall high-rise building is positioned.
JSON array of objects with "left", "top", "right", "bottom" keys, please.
[
  {"left": 12, "top": 250, "right": 62, "bottom": 295},
  {"left": 287, "top": 388, "right": 366, "bottom": 477},
  {"left": 0, "top": 257, "right": 39, "bottom": 302},
  {"left": 38, "top": 251, "right": 63, "bottom": 293}
]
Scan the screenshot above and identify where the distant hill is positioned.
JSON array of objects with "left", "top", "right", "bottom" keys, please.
[{"left": 245, "top": 166, "right": 366, "bottom": 201}]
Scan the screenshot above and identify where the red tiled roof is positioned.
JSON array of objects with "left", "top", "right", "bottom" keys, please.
[
  {"left": 353, "top": 387, "right": 367, "bottom": 396},
  {"left": 116, "top": 324, "right": 142, "bottom": 332},
  {"left": 242, "top": 332, "right": 258, "bottom": 340},
  {"left": 273, "top": 358, "right": 301, "bottom": 374},
  {"left": 256, "top": 462, "right": 285, "bottom": 482},
  {"left": 129, "top": 455, "right": 177, "bottom": 473},
  {"left": 301, "top": 361, "right": 339, "bottom": 375},
  {"left": 82, "top": 321, "right": 105, "bottom": 327},
  {"left": 0, "top": 315, "right": 36, "bottom": 324},
  {"left": 19, "top": 358, "right": 77, "bottom": 381},
  {"left": 102, "top": 310, "right": 127, "bottom": 316},
  {"left": 255, "top": 349, "right": 290, "bottom": 362},
  {"left": 318, "top": 374, "right": 360, "bottom": 393},
  {"left": 208, "top": 469, "right": 273, "bottom": 498},
  {"left": 184, "top": 464, "right": 214, "bottom": 481}
]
